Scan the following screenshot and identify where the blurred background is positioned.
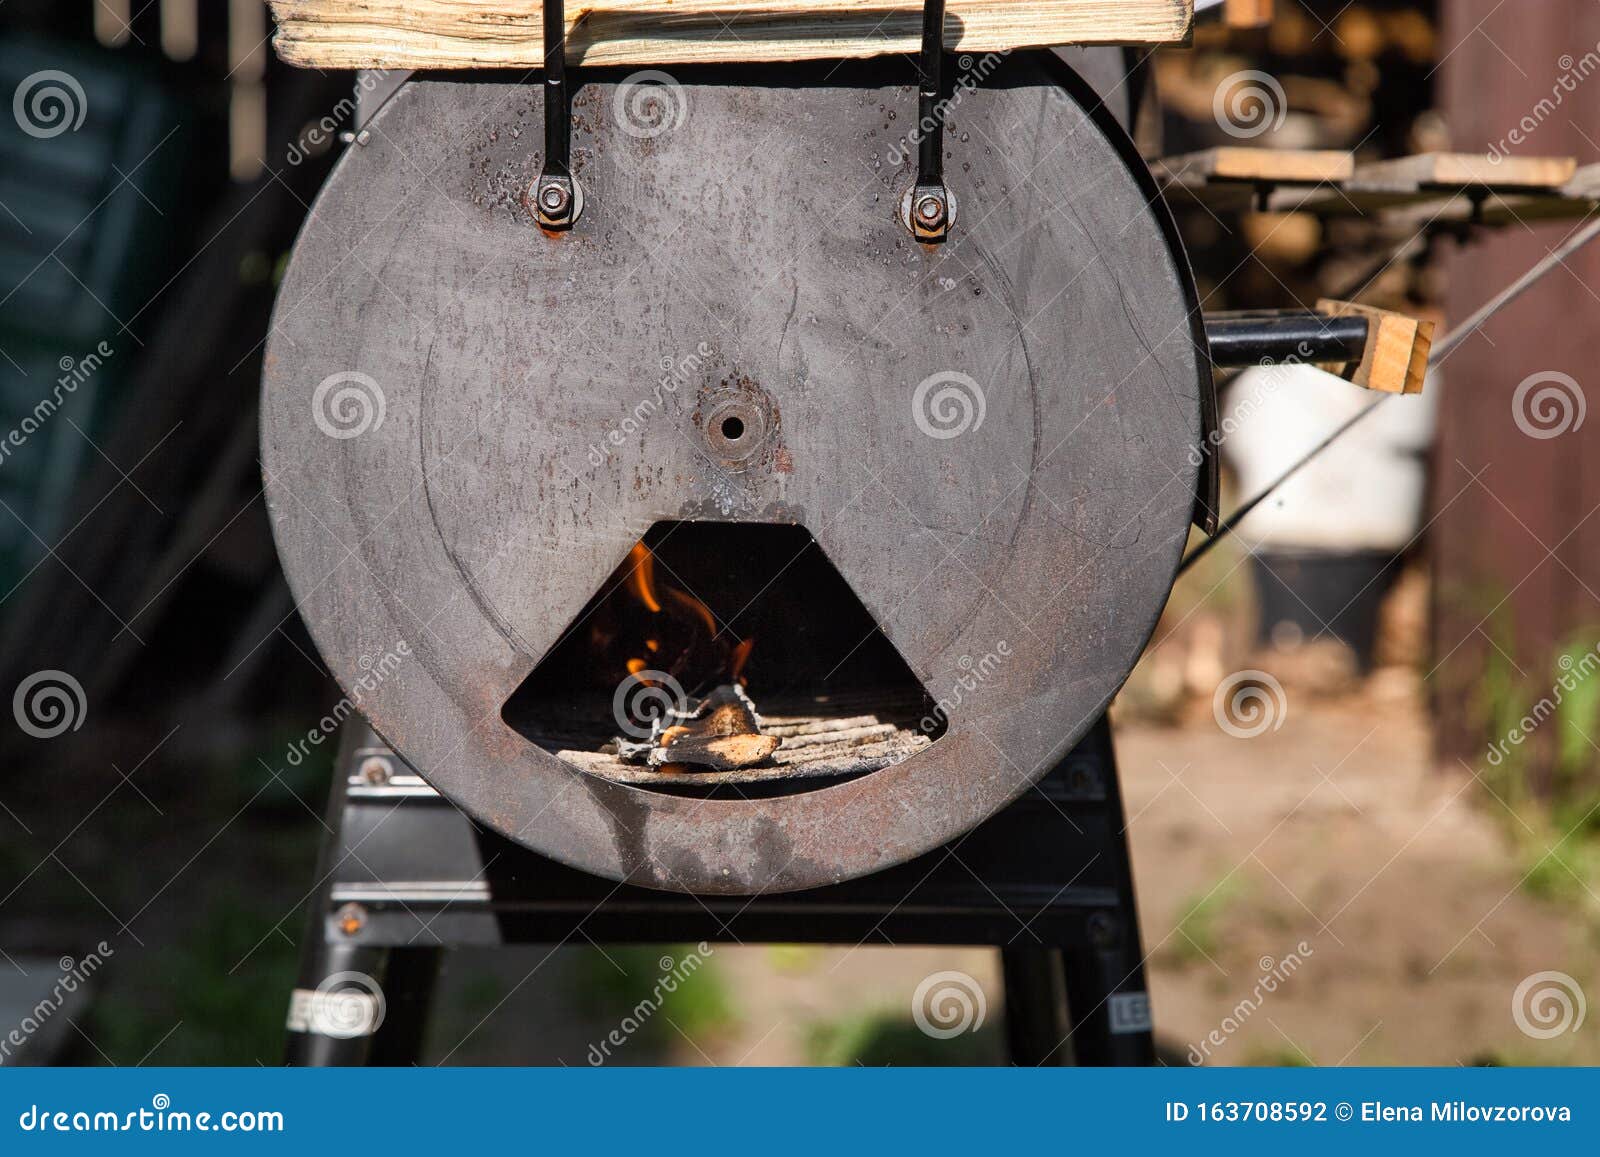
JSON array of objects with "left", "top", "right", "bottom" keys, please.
[{"left": 0, "top": 0, "right": 1596, "bottom": 1066}]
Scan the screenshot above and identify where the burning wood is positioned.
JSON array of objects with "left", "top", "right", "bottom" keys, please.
[{"left": 614, "top": 685, "right": 780, "bottom": 771}]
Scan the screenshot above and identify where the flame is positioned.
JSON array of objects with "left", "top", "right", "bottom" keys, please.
[
  {"left": 730, "top": 637, "right": 755, "bottom": 683},
  {"left": 616, "top": 542, "right": 754, "bottom": 690},
  {"left": 625, "top": 542, "right": 662, "bottom": 613},
  {"left": 665, "top": 585, "right": 718, "bottom": 636}
]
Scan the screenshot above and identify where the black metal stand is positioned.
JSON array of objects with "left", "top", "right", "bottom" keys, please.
[{"left": 284, "top": 717, "right": 1155, "bottom": 1066}]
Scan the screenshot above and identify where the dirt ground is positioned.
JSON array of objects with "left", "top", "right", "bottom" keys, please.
[{"left": 1119, "top": 674, "right": 1597, "bottom": 1067}]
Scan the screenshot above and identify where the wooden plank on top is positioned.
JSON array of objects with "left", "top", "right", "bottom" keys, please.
[
  {"left": 1561, "top": 162, "right": 1600, "bottom": 200},
  {"left": 268, "top": 0, "right": 1196, "bottom": 71},
  {"left": 1154, "top": 147, "right": 1353, "bottom": 187},
  {"left": 1346, "top": 152, "right": 1577, "bottom": 194}
]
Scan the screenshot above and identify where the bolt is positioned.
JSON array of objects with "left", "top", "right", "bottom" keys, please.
[
  {"left": 336, "top": 902, "right": 367, "bottom": 937},
  {"left": 359, "top": 755, "right": 392, "bottom": 785},
  {"left": 539, "top": 183, "right": 570, "bottom": 215},
  {"left": 1087, "top": 911, "right": 1118, "bottom": 949},
  {"left": 915, "top": 194, "right": 946, "bottom": 227}
]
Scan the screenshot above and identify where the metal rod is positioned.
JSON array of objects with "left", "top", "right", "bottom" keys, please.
[
  {"left": 1180, "top": 210, "right": 1600, "bottom": 575},
  {"left": 543, "top": 0, "right": 568, "bottom": 178},
  {"left": 917, "top": 0, "right": 946, "bottom": 189},
  {"left": 531, "top": 0, "right": 579, "bottom": 229},
  {"left": 1205, "top": 310, "right": 1369, "bottom": 368}
]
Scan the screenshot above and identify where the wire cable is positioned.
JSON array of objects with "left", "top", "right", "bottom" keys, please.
[{"left": 1179, "top": 211, "right": 1600, "bottom": 575}]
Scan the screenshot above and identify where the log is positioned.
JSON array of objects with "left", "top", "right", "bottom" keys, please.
[
  {"left": 775, "top": 723, "right": 900, "bottom": 748},
  {"left": 269, "top": 0, "right": 1194, "bottom": 70},
  {"left": 654, "top": 731, "right": 782, "bottom": 770}
]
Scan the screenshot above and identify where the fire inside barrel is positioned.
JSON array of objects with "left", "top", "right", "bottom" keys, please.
[
  {"left": 606, "top": 543, "right": 773, "bottom": 770},
  {"left": 501, "top": 522, "right": 944, "bottom": 788}
]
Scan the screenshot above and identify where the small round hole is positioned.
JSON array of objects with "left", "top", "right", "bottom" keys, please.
[{"left": 720, "top": 416, "right": 745, "bottom": 441}]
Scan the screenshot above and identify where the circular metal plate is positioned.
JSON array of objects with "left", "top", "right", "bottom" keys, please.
[{"left": 261, "top": 57, "right": 1206, "bottom": 894}]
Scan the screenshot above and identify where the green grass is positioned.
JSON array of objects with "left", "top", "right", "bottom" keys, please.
[
  {"left": 1244, "top": 1044, "right": 1313, "bottom": 1067},
  {"left": 1473, "top": 627, "right": 1600, "bottom": 909},
  {"left": 86, "top": 896, "right": 301, "bottom": 1065},
  {"left": 804, "top": 1009, "right": 1003, "bottom": 1066},
  {"left": 570, "top": 944, "right": 737, "bottom": 1060},
  {"left": 1165, "top": 874, "right": 1251, "bottom": 967},
  {"left": 764, "top": 944, "right": 823, "bottom": 974}
]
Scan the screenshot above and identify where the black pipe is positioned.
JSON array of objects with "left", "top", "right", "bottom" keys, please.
[{"left": 1205, "top": 310, "right": 1369, "bottom": 368}]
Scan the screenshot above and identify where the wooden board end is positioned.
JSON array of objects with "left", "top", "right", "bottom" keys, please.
[{"left": 1316, "top": 299, "right": 1434, "bottom": 395}]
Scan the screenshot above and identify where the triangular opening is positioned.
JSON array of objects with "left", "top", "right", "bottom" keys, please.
[{"left": 501, "top": 521, "right": 943, "bottom": 796}]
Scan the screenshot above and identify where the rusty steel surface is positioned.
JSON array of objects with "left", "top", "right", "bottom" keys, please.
[{"left": 260, "top": 55, "right": 1207, "bottom": 894}]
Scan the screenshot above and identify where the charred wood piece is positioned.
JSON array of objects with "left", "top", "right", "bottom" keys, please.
[{"left": 613, "top": 685, "right": 780, "bottom": 771}]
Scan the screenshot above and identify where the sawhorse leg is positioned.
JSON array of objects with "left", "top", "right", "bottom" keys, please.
[{"left": 284, "top": 727, "right": 441, "bottom": 1066}]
